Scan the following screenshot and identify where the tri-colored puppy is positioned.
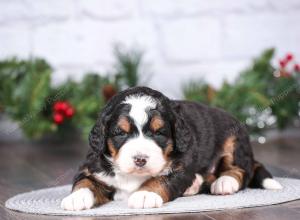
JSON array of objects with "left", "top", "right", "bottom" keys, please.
[{"left": 61, "top": 87, "right": 282, "bottom": 210}]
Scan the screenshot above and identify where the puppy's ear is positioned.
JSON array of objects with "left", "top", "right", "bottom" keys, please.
[
  {"left": 89, "top": 118, "right": 106, "bottom": 154},
  {"left": 89, "top": 100, "right": 115, "bottom": 154},
  {"left": 171, "top": 102, "right": 193, "bottom": 153}
]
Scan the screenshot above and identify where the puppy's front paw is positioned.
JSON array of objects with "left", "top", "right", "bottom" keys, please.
[
  {"left": 61, "top": 188, "right": 95, "bottom": 211},
  {"left": 211, "top": 176, "right": 239, "bottom": 195},
  {"left": 128, "top": 191, "right": 163, "bottom": 209}
]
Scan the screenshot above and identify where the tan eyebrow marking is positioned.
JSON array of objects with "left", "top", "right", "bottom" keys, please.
[
  {"left": 117, "top": 116, "right": 130, "bottom": 133},
  {"left": 150, "top": 115, "right": 164, "bottom": 131}
]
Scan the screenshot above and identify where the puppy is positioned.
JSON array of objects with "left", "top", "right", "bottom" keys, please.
[{"left": 61, "top": 86, "right": 282, "bottom": 210}]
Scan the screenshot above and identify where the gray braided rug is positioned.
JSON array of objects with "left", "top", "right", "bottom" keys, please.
[{"left": 5, "top": 178, "right": 300, "bottom": 216}]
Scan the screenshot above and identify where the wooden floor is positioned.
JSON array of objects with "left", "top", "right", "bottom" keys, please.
[{"left": 0, "top": 132, "right": 300, "bottom": 220}]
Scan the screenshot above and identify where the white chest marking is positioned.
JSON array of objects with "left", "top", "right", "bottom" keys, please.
[{"left": 94, "top": 172, "right": 149, "bottom": 201}]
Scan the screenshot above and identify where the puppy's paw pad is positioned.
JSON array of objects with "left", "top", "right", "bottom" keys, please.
[
  {"left": 128, "top": 191, "right": 163, "bottom": 209},
  {"left": 211, "top": 176, "right": 239, "bottom": 195},
  {"left": 61, "top": 188, "right": 95, "bottom": 211}
]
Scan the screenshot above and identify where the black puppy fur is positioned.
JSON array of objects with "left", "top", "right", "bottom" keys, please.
[{"left": 72, "top": 86, "right": 274, "bottom": 206}]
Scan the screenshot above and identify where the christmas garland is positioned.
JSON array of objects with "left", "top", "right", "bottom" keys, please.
[
  {"left": 0, "top": 47, "right": 147, "bottom": 139},
  {"left": 0, "top": 48, "right": 299, "bottom": 140},
  {"left": 183, "top": 49, "right": 300, "bottom": 137}
]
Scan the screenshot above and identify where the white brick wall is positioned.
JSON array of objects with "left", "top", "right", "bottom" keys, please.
[{"left": 1, "top": 0, "right": 300, "bottom": 98}]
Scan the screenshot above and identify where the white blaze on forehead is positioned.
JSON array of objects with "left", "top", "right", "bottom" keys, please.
[{"left": 123, "top": 95, "right": 157, "bottom": 126}]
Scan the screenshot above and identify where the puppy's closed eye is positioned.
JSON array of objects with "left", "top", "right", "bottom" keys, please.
[
  {"left": 113, "top": 128, "right": 127, "bottom": 137},
  {"left": 154, "top": 129, "right": 166, "bottom": 137}
]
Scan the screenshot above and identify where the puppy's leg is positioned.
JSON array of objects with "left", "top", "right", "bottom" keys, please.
[
  {"left": 211, "top": 135, "right": 250, "bottom": 195},
  {"left": 61, "top": 170, "right": 114, "bottom": 211},
  {"left": 128, "top": 173, "right": 194, "bottom": 209},
  {"left": 183, "top": 173, "right": 204, "bottom": 196}
]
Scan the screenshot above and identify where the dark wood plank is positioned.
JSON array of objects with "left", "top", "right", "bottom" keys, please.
[{"left": 206, "top": 206, "right": 300, "bottom": 220}]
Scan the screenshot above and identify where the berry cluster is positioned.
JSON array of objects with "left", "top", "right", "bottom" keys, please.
[
  {"left": 53, "top": 101, "right": 75, "bottom": 124},
  {"left": 278, "top": 53, "right": 300, "bottom": 77}
]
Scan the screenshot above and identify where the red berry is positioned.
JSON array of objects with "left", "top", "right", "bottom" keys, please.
[
  {"left": 53, "top": 101, "right": 63, "bottom": 112},
  {"left": 53, "top": 113, "right": 64, "bottom": 124},
  {"left": 286, "top": 53, "right": 294, "bottom": 61},
  {"left": 53, "top": 101, "right": 70, "bottom": 113},
  {"left": 65, "top": 107, "right": 75, "bottom": 118},
  {"left": 294, "top": 64, "right": 300, "bottom": 72},
  {"left": 60, "top": 102, "right": 69, "bottom": 112},
  {"left": 279, "top": 59, "right": 287, "bottom": 68}
]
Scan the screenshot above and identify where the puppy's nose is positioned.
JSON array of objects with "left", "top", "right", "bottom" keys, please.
[{"left": 133, "top": 155, "right": 148, "bottom": 167}]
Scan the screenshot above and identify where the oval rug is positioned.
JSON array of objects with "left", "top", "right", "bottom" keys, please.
[{"left": 5, "top": 177, "right": 300, "bottom": 216}]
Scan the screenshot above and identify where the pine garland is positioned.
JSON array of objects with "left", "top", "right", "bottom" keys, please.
[
  {"left": 0, "top": 48, "right": 145, "bottom": 139},
  {"left": 183, "top": 48, "right": 300, "bottom": 134},
  {"left": 1, "top": 48, "right": 299, "bottom": 140}
]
